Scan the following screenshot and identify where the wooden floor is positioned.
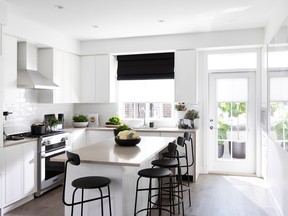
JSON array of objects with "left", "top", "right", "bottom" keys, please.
[{"left": 5, "top": 174, "right": 280, "bottom": 216}]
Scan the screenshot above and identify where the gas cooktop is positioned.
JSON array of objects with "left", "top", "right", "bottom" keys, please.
[{"left": 6, "top": 131, "right": 66, "bottom": 140}]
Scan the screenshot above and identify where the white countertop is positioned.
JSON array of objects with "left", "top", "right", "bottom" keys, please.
[
  {"left": 86, "top": 126, "right": 197, "bottom": 133},
  {"left": 54, "top": 136, "right": 175, "bottom": 167}
]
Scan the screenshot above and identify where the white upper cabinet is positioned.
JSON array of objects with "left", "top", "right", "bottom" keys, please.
[
  {"left": 174, "top": 50, "right": 198, "bottom": 104},
  {"left": 2, "top": 35, "right": 17, "bottom": 103},
  {"left": 0, "top": 2, "right": 7, "bottom": 26},
  {"left": 38, "top": 48, "right": 80, "bottom": 103},
  {"left": 80, "top": 55, "right": 116, "bottom": 103}
]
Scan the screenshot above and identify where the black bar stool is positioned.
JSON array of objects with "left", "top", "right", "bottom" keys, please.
[
  {"left": 151, "top": 138, "right": 185, "bottom": 215},
  {"left": 134, "top": 167, "right": 174, "bottom": 216},
  {"left": 62, "top": 151, "right": 112, "bottom": 216},
  {"left": 161, "top": 132, "right": 193, "bottom": 207}
]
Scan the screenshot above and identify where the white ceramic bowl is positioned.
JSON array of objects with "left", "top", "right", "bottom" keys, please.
[{"left": 72, "top": 121, "right": 89, "bottom": 128}]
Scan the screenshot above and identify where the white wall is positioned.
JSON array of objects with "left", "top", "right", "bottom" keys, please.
[
  {"left": 3, "top": 13, "right": 80, "bottom": 54},
  {"left": 264, "top": 0, "right": 288, "bottom": 44},
  {"left": 81, "top": 28, "right": 264, "bottom": 55},
  {"left": 266, "top": 137, "right": 288, "bottom": 216}
]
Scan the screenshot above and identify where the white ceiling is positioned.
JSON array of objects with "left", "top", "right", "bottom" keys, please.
[{"left": 5, "top": 0, "right": 279, "bottom": 41}]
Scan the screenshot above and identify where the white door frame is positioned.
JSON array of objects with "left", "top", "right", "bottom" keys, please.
[{"left": 198, "top": 48, "right": 262, "bottom": 176}]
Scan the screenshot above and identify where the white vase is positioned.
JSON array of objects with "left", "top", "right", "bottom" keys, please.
[
  {"left": 72, "top": 122, "right": 89, "bottom": 128},
  {"left": 175, "top": 111, "right": 186, "bottom": 127}
]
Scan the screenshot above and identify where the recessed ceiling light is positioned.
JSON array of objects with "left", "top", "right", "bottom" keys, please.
[{"left": 54, "top": 5, "right": 64, "bottom": 9}]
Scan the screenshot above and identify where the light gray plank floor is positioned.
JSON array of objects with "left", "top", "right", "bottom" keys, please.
[{"left": 5, "top": 174, "right": 280, "bottom": 216}]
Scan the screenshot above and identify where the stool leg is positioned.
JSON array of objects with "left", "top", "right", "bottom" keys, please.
[
  {"left": 81, "top": 189, "right": 84, "bottom": 216},
  {"left": 158, "top": 178, "right": 162, "bottom": 215},
  {"left": 107, "top": 185, "right": 112, "bottom": 216},
  {"left": 99, "top": 188, "right": 104, "bottom": 216},
  {"left": 134, "top": 177, "right": 141, "bottom": 215},
  {"left": 147, "top": 178, "right": 152, "bottom": 216},
  {"left": 71, "top": 188, "right": 78, "bottom": 216}
]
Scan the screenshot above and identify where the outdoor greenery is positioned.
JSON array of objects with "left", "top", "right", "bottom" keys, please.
[{"left": 218, "top": 102, "right": 246, "bottom": 140}]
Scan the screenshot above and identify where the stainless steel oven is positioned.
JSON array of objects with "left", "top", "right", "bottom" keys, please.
[{"left": 34, "top": 132, "right": 70, "bottom": 197}]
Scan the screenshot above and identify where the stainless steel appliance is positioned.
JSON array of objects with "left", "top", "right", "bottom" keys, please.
[{"left": 34, "top": 131, "right": 70, "bottom": 197}]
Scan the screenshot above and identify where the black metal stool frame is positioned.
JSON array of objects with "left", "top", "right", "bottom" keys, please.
[
  {"left": 62, "top": 151, "right": 112, "bottom": 216},
  {"left": 134, "top": 168, "right": 174, "bottom": 216},
  {"left": 152, "top": 139, "right": 185, "bottom": 216}
]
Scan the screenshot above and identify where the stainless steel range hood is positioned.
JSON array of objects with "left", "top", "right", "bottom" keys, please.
[{"left": 17, "top": 42, "right": 59, "bottom": 89}]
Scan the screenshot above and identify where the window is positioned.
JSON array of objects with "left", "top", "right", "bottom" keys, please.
[
  {"left": 118, "top": 79, "right": 174, "bottom": 119},
  {"left": 269, "top": 75, "right": 288, "bottom": 151}
]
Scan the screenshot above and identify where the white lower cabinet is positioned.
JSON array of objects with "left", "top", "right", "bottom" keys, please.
[
  {"left": 70, "top": 129, "right": 86, "bottom": 150},
  {"left": 136, "top": 131, "right": 161, "bottom": 137},
  {"left": 86, "top": 130, "right": 113, "bottom": 146},
  {"left": 4, "top": 141, "right": 37, "bottom": 206},
  {"left": 4, "top": 145, "right": 22, "bottom": 205}
]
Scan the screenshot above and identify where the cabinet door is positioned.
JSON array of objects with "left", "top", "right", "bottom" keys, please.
[
  {"left": 80, "top": 56, "right": 96, "bottom": 102},
  {"left": 86, "top": 130, "right": 112, "bottom": 145},
  {"left": 136, "top": 131, "right": 161, "bottom": 137},
  {"left": 80, "top": 55, "right": 115, "bottom": 103},
  {"left": 70, "top": 54, "right": 80, "bottom": 103},
  {"left": 70, "top": 129, "right": 86, "bottom": 150},
  {"left": 175, "top": 50, "right": 198, "bottom": 103},
  {"left": 4, "top": 145, "right": 23, "bottom": 205},
  {"left": 23, "top": 141, "right": 37, "bottom": 196},
  {"left": 3, "top": 35, "right": 17, "bottom": 103}
]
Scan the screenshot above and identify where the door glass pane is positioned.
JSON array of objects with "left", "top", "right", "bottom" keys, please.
[
  {"left": 216, "top": 78, "right": 248, "bottom": 160},
  {"left": 270, "top": 101, "right": 288, "bottom": 151}
]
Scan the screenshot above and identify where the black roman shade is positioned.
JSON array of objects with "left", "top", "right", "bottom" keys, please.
[{"left": 117, "top": 52, "right": 174, "bottom": 80}]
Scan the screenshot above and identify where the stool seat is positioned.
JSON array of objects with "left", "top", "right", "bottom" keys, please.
[
  {"left": 72, "top": 176, "right": 111, "bottom": 189},
  {"left": 138, "top": 168, "right": 172, "bottom": 178},
  {"left": 63, "top": 151, "right": 112, "bottom": 216},
  {"left": 151, "top": 158, "right": 178, "bottom": 168}
]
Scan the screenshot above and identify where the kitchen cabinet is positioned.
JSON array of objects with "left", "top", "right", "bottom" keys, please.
[
  {"left": 4, "top": 141, "right": 37, "bottom": 206},
  {"left": 136, "top": 131, "right": 161, "bottom": 137},
  {"left": 174, "top": 50, "right": 198, "bottom": 103},
  {"left": 80, "top": 55, "right": 116, "bottom": 103},
  {"left": 0, "top": 2, "right": 7, "bottom": 26},
  {"left": 38, "top": 48, "right": 80, "bottom": 103},
  {"left": 2, "top": 35, "right": 17, "bottom": 103},
  {"left": 70, "top": 129, "right": 86, "bottom": 150},
  {"left": 86, "top": 130, "right": 112, "bottom": 146}
]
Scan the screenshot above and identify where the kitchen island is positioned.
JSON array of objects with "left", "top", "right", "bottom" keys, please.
[{"left": 55, "top": 136, "right": 175, "bottom": 216}]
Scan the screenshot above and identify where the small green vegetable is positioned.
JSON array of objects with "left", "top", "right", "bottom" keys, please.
[
  {"left": 109, "top": 116, "right": 121, "bottom": 125},
  {"left": 116, "top": 124, "right": 129, "bottom": 131}
]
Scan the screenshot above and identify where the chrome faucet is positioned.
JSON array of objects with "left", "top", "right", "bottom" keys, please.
[{"left": 140, "top": 107, "right": 146, "bottom": 127}]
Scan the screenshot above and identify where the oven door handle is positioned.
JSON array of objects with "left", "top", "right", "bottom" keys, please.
[{"left": 41, "top": 146, "right": 71, "bottom": 158}]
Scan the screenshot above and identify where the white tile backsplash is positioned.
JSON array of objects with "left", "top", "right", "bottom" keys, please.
[
  {"left": 74, "top": 103, "right": 118, "bottom": 126},
  {"left": 3, "top": 89, "right": 74, "bottom": 135}
]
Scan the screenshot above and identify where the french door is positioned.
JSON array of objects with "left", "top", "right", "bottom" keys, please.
[{"left": 208, "top": 72, "right": 256, "bottom": 174}]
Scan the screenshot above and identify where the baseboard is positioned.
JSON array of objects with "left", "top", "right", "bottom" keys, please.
[{"left": 3, "top": 194, "right": 34, "bottom": 214}]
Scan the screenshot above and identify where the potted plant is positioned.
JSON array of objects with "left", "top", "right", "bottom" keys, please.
[
  {"left": 184, "top": 109, "right": 199, "bottom": 129},
  {"left": 113, "top": 124, "right": 130, "bottom": 136},
  {"left": 45, "top": 116, "right": 61, "bottom": 132},
  {"left": 175, "top": 102, "right": 187, "bottom": 122},
  {"left": 72, "top": 114, "right": 89, "bottom": 128}
]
